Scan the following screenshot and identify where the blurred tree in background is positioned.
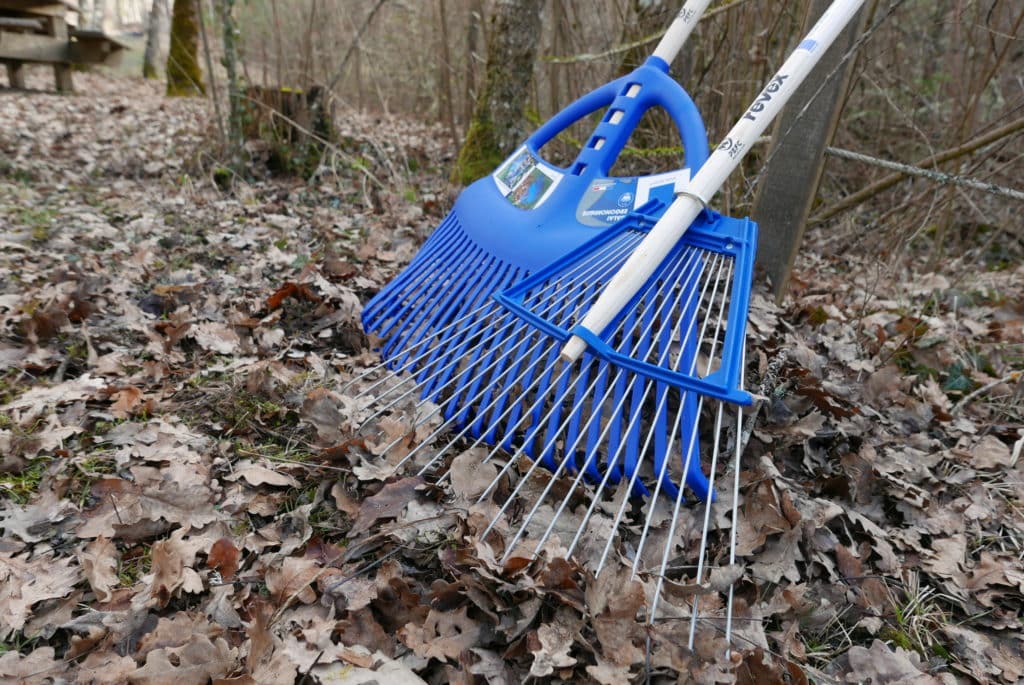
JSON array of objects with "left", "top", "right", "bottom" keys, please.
[{"left": 166, "top": 0, "right": 205, "bottom": 96}]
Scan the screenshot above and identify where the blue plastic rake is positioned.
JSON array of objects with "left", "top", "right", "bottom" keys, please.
[
  {"left": 361, "top": 0, "right": 716, "bottom": 382},
  {"left": 356, "top": 5, "right": 735, "bottom": 498}
]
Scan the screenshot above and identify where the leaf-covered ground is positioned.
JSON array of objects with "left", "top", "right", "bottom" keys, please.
[{"left": 1, "top": 72, "right": 1022, "bottom": 684}]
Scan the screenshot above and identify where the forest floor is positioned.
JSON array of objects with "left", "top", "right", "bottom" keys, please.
[{"left": 1, "top": 71, "right": 1022, "bottom": 684}]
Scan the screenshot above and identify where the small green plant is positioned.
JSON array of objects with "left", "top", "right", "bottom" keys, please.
[
  {"left": 118, "top": 545, "right": 152, "bottom": 587},
  {"left": 881, "top": 572, "right": 951, "bottom": 662},
  {"left": 0, "top": 457, "right": 49, "bottom": 505},
  {"left": 213, "top": 166, "right": 232, "bottom": 190},
  {"left": 15, "top": 207, "right": 57, "bottom": 243},
  {"left": 70, "top": 454, "right": 117, "bottom": 489}
]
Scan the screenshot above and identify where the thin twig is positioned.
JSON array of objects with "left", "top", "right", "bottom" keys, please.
[
  {"left": 824, "top": 147, "right": 1024, "bottom": 203},
  {"left": 951, "top": 371, "right": 1022, "bottom": 415},
  {"left": 325, "top": 0, "right": 388, "bottom": 95},
  {"left": 197, "top": 0, "right": 225, "bottom": 145},
  {"left": 545, "top": 0, "right": 755, "bottom": 64},
  {"left": 811, "top": 115, "right": 1024, "bottom": 224}
]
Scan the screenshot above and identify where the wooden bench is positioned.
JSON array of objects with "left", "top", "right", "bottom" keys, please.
[{"left": 0, "top": 0, "right": 127, "bottom": 92}]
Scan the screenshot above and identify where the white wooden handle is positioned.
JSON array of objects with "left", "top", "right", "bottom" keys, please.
[
  {"left": 562, "top": 0, "right": 866, "bottom": 362},
  {"left": 653, "top": 0, "right": 715, "bottom": 64}
]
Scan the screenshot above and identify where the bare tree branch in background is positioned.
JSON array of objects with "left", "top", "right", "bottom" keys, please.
[{"left": 325, "top": 0, "right": 388, "bottom": 96}]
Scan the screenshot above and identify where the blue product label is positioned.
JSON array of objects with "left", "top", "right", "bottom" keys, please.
[
  {"left": 576, "top": 169, "right": 689, "bottom": 227},
  {"left": 576, "top": 178, "right": 637, "bottom": 226}
]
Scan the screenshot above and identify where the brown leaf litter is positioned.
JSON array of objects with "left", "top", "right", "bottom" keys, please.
[{"left": 1, "top": 72, "right": 1023, "bottom": 684}]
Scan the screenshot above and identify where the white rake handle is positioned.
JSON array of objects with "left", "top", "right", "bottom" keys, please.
[
  {"left": 562, "top": 0, "right": 866, "bottom": 362},
  {"left": 653, "top": 0, "right": 715, "bottom": 63}
]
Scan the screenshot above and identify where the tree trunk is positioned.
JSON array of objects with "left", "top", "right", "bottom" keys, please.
[
  {"left": 462, "top": 0, "right": 483, "bottom": 127},
  {"left": 217, "top": 0, "right": 244, "bottom": 163},
  {"left": 166, "top": 0, "right": 205, "bottom": 96},
  {"left": 453, "top": 0, "right": 544, "bottom": 185},
  {"left": 436, "top": 0, "right": 457, "bottom": 143},
  {"left": 142, "top": 0, "right": 169, "bottom": 79},
  {"left": 91, "top": 0, "right": 107, "bottom": 30}
]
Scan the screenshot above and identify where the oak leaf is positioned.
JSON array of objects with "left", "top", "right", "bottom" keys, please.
[
  {"left": 129, "top": 635, "right": 237, "bottom": 685},
  {"left": 78, "top": 536, "right": 120, "bottom": 602}
]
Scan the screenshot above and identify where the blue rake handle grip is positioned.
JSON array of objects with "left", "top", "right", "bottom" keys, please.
[{"left": 524, "top": 57, "right": 710, "bottom": 179}]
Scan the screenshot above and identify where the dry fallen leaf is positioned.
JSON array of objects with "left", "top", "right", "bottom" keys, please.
[
  {"left": 349, "top": 477, "right": 422, "bottom": 537},
  {"left": 207, "top": 537, "right": 241, "bottom": 581},
  {"left": 0, "top": 646, "right": 67, "bottom": 684},
  {"left": 78, "top": 536, "right": 120, "bottom": 603},
  {"left": 528, "top": 608, "right": 582, "bottom": 678},
  {"left": 191, "top": 322, "right": 241, "bottom": 355},
  {"left": 400, "top": 605, "right": 483, "bottom": 662},
  {"left": 129, "top": 635, "right": 238, "bottom": 685},
  {"left": 0, "top": 553, "right": 81, "bottom": 639},
  {"left": 844, "top": 639, "right": 954, "bottom": 684},
  {"left": 265, "top": 556, "right": 321, "bottom": 605},
  {"left": 224, "top": 459, "right": 301, "bottom": 488}
]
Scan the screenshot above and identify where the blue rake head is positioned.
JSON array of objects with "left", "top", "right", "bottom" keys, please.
[{"left": 362, "top": 57, "right": 710, "bottom": 386}]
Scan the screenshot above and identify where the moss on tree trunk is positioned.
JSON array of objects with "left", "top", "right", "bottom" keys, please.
[
  {"left": 166, "top": 0, "right": 205, "bottom": 96},
  {"left": 453, "top": 0, "right": 544, "bottom": 185}
]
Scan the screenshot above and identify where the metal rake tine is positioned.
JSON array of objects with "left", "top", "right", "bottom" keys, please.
[
  {"left": 402, "top": 331, "right": 573, "bottom": 477},
  {"left": 526, "top": 364, "right": 638, "bottom": 558},
  {"left": 420, "top": 235, "right": 646, "bottom": 480},
  {"left": 413, "top": 330, "right": 574, "bottom": 478},
  {"left": 499, "top": 242, "right": 706, "bottom": 559},
  {"left": 476, "top": 290, "right": 653, "bottom": 545},
  {"left": 359, "top": 259, "right": 604, "bottom": 449},
  {"left": 568, "top": 346, "right": 696, "bottom": 563},
  {"left": 566, "top": 245, "right": 717, "bottom": 563},
  {"left": 423, "top": 332, "right": 580, "bottom": 484},
  {"left": 364, "top": 230, "right": 638, "bottom": 417},
  {"left": 628, "top": 255, "right": 731, "bottom": 576},
  {"left": 684, "top": 400, "right": 727, "bottom": 649},
  {"left": 646, "top": 403, "right": 716, "bottom": 635},
  {"left": 355, "top": 302, "right": 513, "bottom": 403},
  {"left": 473, "top": 350, "right": 596, "bottom": 513},
  {"left": 341, "top": 298, "right": 504, "bottom": 394},
  {"left": 725, "top": 348, "right": 747, "bottom": 655},
  {"left": 594, "top": 252, "right": 725, "bottom": 575},
  {"left": 355, "top": 305, "right": 520, "bottom": 424},
  {"left": 643, "top": 259, "right": 737, "bottom": 650},
  {"left": 347, "top": 304, "right": 510, "bottom": 407},
  {"left": 505, "top": 371, "right": 632, "bottom": 560}
]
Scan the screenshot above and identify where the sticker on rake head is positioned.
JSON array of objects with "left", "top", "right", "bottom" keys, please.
[
  {"left": 576, "top": 169, "right": 689, "bottom": 227},
  {"left": 493, "top": 146, "right": 563, "bottom": 210}
]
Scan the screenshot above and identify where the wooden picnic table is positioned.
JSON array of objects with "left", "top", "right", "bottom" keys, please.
[{"left": 0, "top": 0, "right": 125, "bottom": 92}]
